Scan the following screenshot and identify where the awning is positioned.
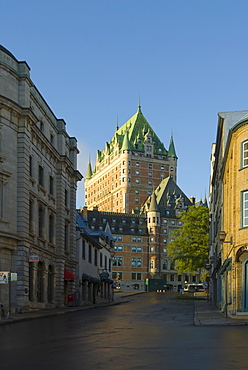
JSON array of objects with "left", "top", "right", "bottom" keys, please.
[{"left": 64, "top": 269, "right": 75, "bottom": 281}]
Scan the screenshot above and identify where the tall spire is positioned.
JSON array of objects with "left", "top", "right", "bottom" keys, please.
[
  {"left": 85, "top": 159, "right": 93, "bottom": 179},
  {"left": 116, "top": 115, "right": 119, "bottom": 131},
  {"left": 168, "top": 135, "right": 177, "bottom": 158},
  {"left": 138, "top": 93, "right": 141, "bottom": 113}
]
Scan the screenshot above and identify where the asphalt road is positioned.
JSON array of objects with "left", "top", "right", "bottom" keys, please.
[{"left": 1, "top": 292, "right": 248, "bottom": 370}]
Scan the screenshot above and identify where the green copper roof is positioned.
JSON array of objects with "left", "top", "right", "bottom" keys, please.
[
  {"left": 85, "top": 161, "right": 93, "bottom": 179},
  {"left": 167, "top": 136, "right": 177, "bottom": 158},
  {"left": 97, "top": 106, "right": 169, "bottom": 162}
]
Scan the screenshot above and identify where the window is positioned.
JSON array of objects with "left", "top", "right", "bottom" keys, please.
[
  {"left": 148, "top": 180, "right": 152, "bottom": 186},
  {"left": 178, "top": 275, "right": 182, "bottom": 282},
  {"left": 150, "top": 260, "right": 154, "bottom": 269},
  {"left": 150, "top": 247, "right": 154, "bottom": 252},
  {"left": 100, "top": 252, "right": 103, "bottom": 267},
  {"left": 112, "top": 272, "right": 122, "bottom": 280},
  {"left": 94, "top": 249, "right": 98, "bottom": 266},
  {"left": 170, "top": 274, "right": 175, "bottom": 281},
  {"left": 170, "top": 167, "right": 174, "bottom": 171},
  {"left": 136, "top": 179, "right": 140, "bottom": 184},
  {"left": 132, "top": 246, "right": 142, "bottom": 252},
  {"left": 148, "top": 172, "right": 152, "bottom": 177},
  {"left": 242, "top": 190, "right": 248, "bottom": 227},
  {"left": 171, "top": 220, "right": 175, "bottom": 225},
  {"left": 148, "top": 191, "right": 152, "bottom": 196},
  {"left": 135, "top": 190, "right": 139, "bottom": 194},
  {"left": 242, "top": 140, "right": 248, "bottom": 167},
  {"left": 163, "top": 229, "right": 167, "bottom": 234},
  {"left": 38, "top": 206, "right": 44, "bottom": 238},
  {"left": 148, "top": 164, "right": 152, "bottom": 169},
  {"left": 65, "top": 189, "right": 68, "bottom": 207},
  {"left": 162, "top": 260, "right": 168, "bottom": 270},
  {"left": 49, "top": 176, "right": 54, "bottom": 195},
  {"left": 39, "top": 166, "right": 44, "bottom": 186},
  {"left": 132, "top": 273, "right": 142, "bottom": 280},
  {"left": 49, "top": 214, "right": 54, "bottom": 243},
  {"left": 136, "top": 162, "right": 140, "bottom": 167},
  {"left": 113, "top": 257, "right": 123, "bottom": 267},
  {"left": 29, "top": 156, "right": 33, "bottom": 177},
  {"left": 161, "top": 166, "right": 164, "bottom": 170},
  {"left": 29, "top": 200, "right": 34, "bottom": 233},
  {"left": 132, "top": 257, "right": 142, "bottom": 267},
  {"left": 163, "top": 239, "right": 167, "bottom": 244},
  {"left": 114, "top": 245, "right": 123, "bottom": 251},
  {"left": 88, "top": 245, "right": 92, "bottom": 263},
  {"left": 135, "top": 198, "right": 139, "bottom": 203},
  {"left": 136, "top": 170, "right": 140, "bottom": 175},
  {"left": 82, "top": 240, "right": 86, "bottom": 259}
]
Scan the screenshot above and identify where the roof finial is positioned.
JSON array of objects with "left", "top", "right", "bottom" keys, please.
[
  {"left": 116, "top": 115, "right": 119, "bottom": 131},
  {"left": 138, "top": 93, "right": 141, "bottom": 112}
]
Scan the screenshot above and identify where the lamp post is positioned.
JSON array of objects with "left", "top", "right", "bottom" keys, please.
[{"left": 218, "top": 231, "right": 233, "bottom": 318}]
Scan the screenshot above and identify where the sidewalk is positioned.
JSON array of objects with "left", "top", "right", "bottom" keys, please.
[
  {"left": 0, "top": 291, "right": 142, "bottom": 325},
  {"left": 194, "top": 300, "right": 248, "bottom": 326}
]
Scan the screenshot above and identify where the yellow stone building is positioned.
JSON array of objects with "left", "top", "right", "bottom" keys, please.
[{"left": 210, "top": 111, "right": 248, "bottom": 316}]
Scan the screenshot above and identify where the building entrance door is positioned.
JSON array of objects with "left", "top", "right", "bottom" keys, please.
[{"left": 243, "top": 260, "right": 248, "bottom": 311}]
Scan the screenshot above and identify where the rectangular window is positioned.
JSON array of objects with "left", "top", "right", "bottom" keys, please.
[
  {"left": 29, "top": 156, "right": 33, "bottom": 177},
  {"left": 39, "top": 165, "right": 44, "bottom": 186},
  {"left": 29, "top": 200, "right": 33, "bottom": 233},
  {"left": 132, "top": 257, "right": 142, "bottom": 267},
  {"left": 114, "top": 245, "right": 123, "bottom": 251},
  {"left": 49, "top": 176, "right": 54, "bottom": 195},
  {"left": 113, "top": 257, "right": 123, "bottom": 267},
  {"left": 112, "top": 272, "right": 122, "bottom": 280},
  {"left": 89, "top": 245, "right": 92, "bottom": 263},
  {"left": 82, "top": 240, "right": 86, "bottom": 259},
  {"left": 38, "top": 207, "right": 44, "bottom": 238},
  {"left": 100, "top": 252, "right": 103, "bottom": 266},
  {"left": 243, "top": 141, "right": 248, "bottom": 167},
  {"left": 65, "top": 189, "right": 68, "bottom": 207},
  {"left": 94, "top": 249, "right": 98, "bottom": 266},
  {"left": 49, "top": 214, "right": 54, "bottom": 243},
  {"left": 242, "top": 190, "right": 248, "bottom": 227}
]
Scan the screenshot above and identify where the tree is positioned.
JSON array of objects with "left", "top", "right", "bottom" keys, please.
[{"left": 167, "top": 205, "right": 209, "bottom": 274}]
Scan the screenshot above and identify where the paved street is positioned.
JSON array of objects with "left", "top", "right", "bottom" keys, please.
[{"left": 1, "top": 292, "right": 248, "bottom": 370}]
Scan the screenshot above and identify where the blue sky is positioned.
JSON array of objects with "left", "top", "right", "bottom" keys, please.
[{"left": 2, "top": 0, "right": 248, "bottom": 207}]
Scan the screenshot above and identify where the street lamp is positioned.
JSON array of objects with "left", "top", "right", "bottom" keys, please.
[
  {"left": 218, "top": 231, "right": 233, "bottom": 244},
  {"left": 218, "top": 230, "right": 233, "bottom": 318}
]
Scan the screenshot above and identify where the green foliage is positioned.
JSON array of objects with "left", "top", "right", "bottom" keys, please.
[{"left": 167, "top": 205, "right": 209, "bottom": 274}]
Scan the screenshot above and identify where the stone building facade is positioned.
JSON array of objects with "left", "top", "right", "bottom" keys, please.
[
  {"left": 84, "top": 106, "right": 177, "bottom": 213},
  {"left": 0, "top": 46, "right": 82, "bottom": 313},
  {"left": 209, "top": 110, "right": 248, "bottom": 316}
]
